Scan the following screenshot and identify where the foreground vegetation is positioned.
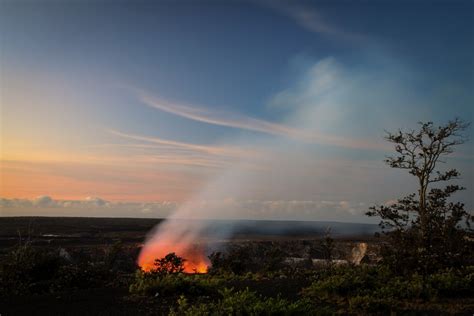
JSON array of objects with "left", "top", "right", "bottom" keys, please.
[
  {"left": 125, "top": 250, "right": 474, "bottom": 315},
  {"left": 0, "top": 241, "right": 136, "bottom": 297},
  {"left": 1, "top": 236, "right": 473, "bottom": 314}
]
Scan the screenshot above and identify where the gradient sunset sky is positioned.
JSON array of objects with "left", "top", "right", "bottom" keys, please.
[{"left": 1, "top": 0, "right": 473, "bottom": 221}]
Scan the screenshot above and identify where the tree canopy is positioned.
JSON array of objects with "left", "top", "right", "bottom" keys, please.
[{"left": 367, "top": 118, "right": 472, "bottom": 274}]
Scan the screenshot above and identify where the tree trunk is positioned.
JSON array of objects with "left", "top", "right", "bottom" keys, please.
[{"left": 419, "top": 179, "right": 427, "bottom": 239}]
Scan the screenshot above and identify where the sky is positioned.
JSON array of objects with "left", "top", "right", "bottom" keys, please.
[{"left": 0, "top": 0, "right": 473, "bottom": 222}]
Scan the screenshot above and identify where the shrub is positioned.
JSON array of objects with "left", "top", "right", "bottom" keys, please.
[
  {"left": 378, "top": 274, "right": 436, "bottom": 300},
  {"left": 428, "top": 268, "right": 474, "bottom": 297},
  {"left": 303, "top": 267, "right": 456, "bottom": 304},
  {"left": 0, "top": 244, "right": 119, "bottom": 296},
  {"left": 303, "top": 266, "right": 380, "bottom": 299},
  {"left": 129, "top": 271, "right": 220, "bottom": 297},
  {"left": 319, "top": 228, "right": 335, "bottom": 262},
  {"left": 0, "top": 244, "right": 63, "bottom": 296},
  {"left": 208, "top": 243, "right": 286, "bottom": 275},
  {"left": 151, "top": 252, "right": 185, "bottom": 275},
  {"left": 348, "top": 295, "right": 394, "bottom": 314},
  {"left": 103, "top": 241, "right": 138, "bottom": 273},
  {"left": 170, "top": 288, "right": 314, "bottom": 316},
  {"left": 51, "top": 263, "right": 113, "bottom": 292},
  {"left": 302, "top": 265, "right": 466, "bottom": 303},
  {"left": 169, "top": 296, "right": 210, "bottom": 316}
]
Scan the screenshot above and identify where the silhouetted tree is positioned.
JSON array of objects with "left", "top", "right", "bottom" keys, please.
[
  {"left": 152, "top": 253, "right": 185, "bottom": 275},
  {"left": 367, "top": 118, "right": 473, "bottom": 274},
  {"left": 320, "top": 228, "right": 334, "bottom": 262}
]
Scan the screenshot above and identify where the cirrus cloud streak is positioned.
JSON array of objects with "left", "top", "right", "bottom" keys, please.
[{"left": 135, "top": 89, "right": 385, "bottom": 151}]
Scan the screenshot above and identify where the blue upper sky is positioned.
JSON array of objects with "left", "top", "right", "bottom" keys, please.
[{"left": 1, "top": 0, "right": 473, "bottom": 221}]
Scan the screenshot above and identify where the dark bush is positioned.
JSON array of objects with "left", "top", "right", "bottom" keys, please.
[
  {"left": 169, "top": 288, "right": 314, "bottom": 316},
  {"left": 303, "top": 264, "right": 474, "bottom": 307},
  {"left": 51, "top": 263, "right": 113, "bottom": 292},
  {"left": 0, "top": 244, "right": 63, "bottom": 296},
  {"left": 348, "top": 295, "right": 394, "bottom": 314},
  {"left": 208, "top": 243, "right": 286, "bottom": 275},
  {"left": 0, "top": 243, "right": 123, "bottom": 296},
  {"left": 129, "top": 271, "right": 220, "bottom": 297},
  {"left": 103, "top": 241, "right": 138, "bottom": 273},
  {"left": 428, "top": 268, "right": 474, "bottom": 298},
  {"left": 303, "top": 265, "right": 381, "bottom": 299},
  {"left": 151, "top": 252, "right": 186, "bottom": 275}
]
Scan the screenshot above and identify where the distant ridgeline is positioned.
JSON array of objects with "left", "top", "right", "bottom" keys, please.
[
  {"left": 0, "top": 217, "right": 378, "bottom": 239},
  {"left": 204, "top": 220, "right": 379, "bottom": 238}
]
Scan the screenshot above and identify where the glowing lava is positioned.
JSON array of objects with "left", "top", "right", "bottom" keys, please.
[{"left": 138, "top": 240, "right": 209, "bottom": 273}]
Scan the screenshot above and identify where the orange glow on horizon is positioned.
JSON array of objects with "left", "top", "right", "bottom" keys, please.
[{"left": 0, "top": 159, "right": 203, "bottom": 202}]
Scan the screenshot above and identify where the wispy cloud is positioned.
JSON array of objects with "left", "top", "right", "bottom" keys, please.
[
  {"left": 264, "top": 1, "right": 367, "bottom": 44},
  {"left": 135, "top": 90, "right": 384, "bottom": 150},
  {"left": 137, "top": 91, "right": 300, "bottom": 138},
  {"left": 107, "top": 129, "right": 253, "bottom": 158}
]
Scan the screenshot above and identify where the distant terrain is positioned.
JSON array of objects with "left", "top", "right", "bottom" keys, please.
[{"left": 0, "top": 216, "right": 378, "bottom": 247}]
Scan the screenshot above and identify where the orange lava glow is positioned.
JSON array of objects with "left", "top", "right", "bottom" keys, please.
[{"left": 138, "top": 241, "right": 209, "bottom": 273}]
